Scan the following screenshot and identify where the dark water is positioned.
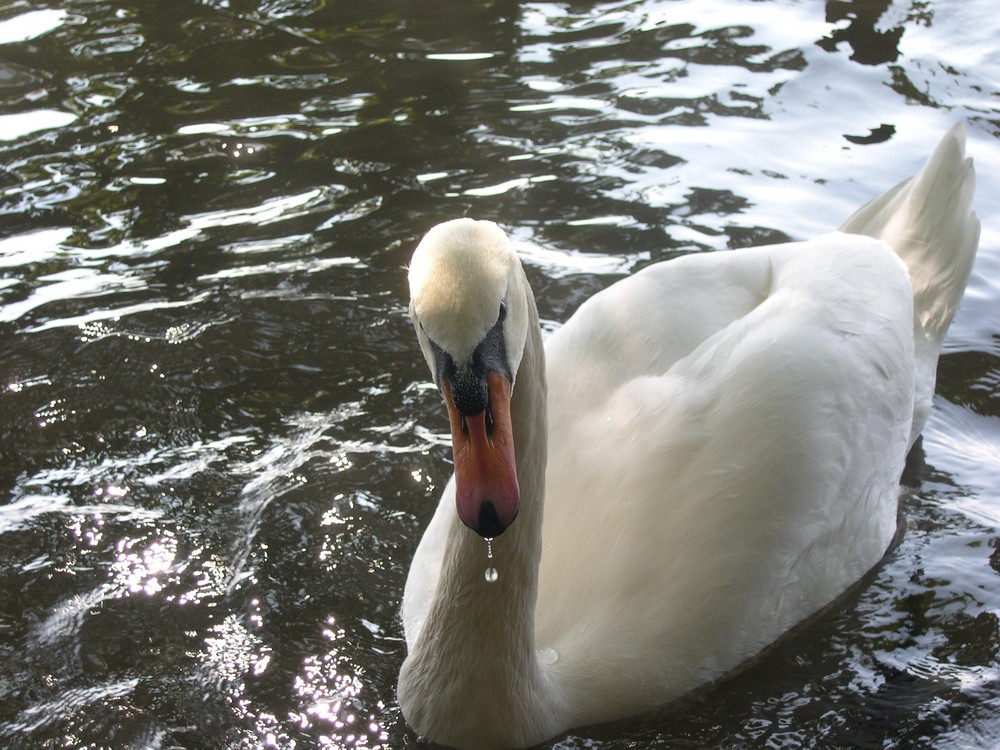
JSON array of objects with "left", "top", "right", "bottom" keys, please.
[{"left": 2, "top": 1, "right": 999, "bottom": 748}]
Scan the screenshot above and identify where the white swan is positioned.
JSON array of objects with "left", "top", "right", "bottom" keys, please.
[{"left": 399, "top": 124, "right": 979, "bottom": 750}]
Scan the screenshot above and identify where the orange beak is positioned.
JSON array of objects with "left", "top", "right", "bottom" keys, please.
[{"left": 442, "top": 371, "right": 519, "bottom": 537}]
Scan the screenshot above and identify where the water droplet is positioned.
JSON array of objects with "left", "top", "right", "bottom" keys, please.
[
  {"left": 540, "top": 647, "right": 559, "bottom": 665},
  {"left": 483, "top": 538, "right": 498, "bottom": 582}
]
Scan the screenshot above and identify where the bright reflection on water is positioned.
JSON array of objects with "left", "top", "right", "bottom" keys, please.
[{"left": 1, "top": 0, "right": 1000, "bottom": 748}]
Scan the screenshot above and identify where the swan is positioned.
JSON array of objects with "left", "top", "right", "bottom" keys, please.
[{"left": 398, "top": 124, "right": 979, "bottom": 750}]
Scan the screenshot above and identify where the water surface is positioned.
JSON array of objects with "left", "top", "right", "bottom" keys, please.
[{"left": 2, "top": 1, "right": 1000, "bottom": 748}]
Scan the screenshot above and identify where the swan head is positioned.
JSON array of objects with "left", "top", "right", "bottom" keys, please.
[{"left": 408, "top": 219, "right": 529, "bottom": 538}]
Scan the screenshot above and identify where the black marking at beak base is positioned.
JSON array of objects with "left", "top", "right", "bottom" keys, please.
[
  {"left": 450, "top": 367, "right": 489, "bottom": 417},
  {"left": 429, "top": 309, "right": 512, "bottom": 418}
]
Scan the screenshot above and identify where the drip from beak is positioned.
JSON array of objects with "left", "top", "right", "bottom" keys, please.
[{"left": 443, "top": 372, "right": 519, "bottom": 537}]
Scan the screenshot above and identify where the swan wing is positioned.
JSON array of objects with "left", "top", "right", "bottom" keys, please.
[{"left": 536, "top": 233, "right": 914, "bottom": 721}]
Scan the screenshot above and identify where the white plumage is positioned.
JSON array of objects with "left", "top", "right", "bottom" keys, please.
[{"left": 399, "top": 124, "right": 979, "bottom": 749}]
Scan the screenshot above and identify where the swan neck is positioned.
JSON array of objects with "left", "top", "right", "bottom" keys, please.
[{"left": 400, "top": 272, "right": 554, "bottom": 748}]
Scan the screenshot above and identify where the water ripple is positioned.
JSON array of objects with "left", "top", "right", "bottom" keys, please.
[{"left": 1, "top": 0, "right": 999, "bottom": 748}]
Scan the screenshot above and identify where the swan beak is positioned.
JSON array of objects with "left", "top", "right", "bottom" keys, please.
[{"left": 443, "top": 371, "right": 519, "bottom": 538}]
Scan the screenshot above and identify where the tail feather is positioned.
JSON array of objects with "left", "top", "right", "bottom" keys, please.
[
  {"left": 839, "top": 123, "right": 980, "bottom": 446},
  {"left": 839, "top": 122, "right": 980, "bottom": 342}
]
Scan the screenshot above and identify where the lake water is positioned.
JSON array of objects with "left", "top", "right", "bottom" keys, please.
[{"left": 2, "top": 1, "right": 999, "bottom": 748}]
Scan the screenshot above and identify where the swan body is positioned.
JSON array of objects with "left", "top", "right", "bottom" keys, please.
[{"left": 399, "top": 124, "right": 978, "bottom": 749}]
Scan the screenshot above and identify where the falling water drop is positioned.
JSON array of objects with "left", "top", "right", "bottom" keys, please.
[{"left": 484, "top": 538, "right": 498, "bottom": 583}]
